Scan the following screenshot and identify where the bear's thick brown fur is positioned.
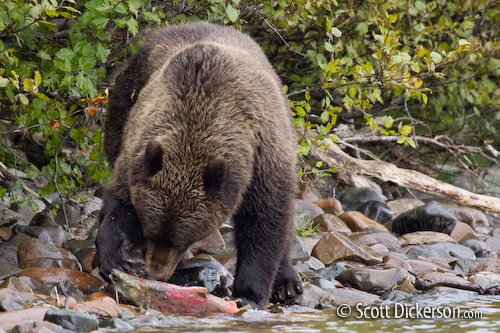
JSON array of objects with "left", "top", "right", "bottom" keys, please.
[{"left": 96, "top": 22, "right": 302, "bottom": 309}]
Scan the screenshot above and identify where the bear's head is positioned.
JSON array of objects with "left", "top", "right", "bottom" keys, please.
[{"left": 129, "top": 140, "right": 229, "bottom": 281}]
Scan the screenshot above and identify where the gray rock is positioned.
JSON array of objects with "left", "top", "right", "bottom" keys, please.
[
  {"left": 0, "top": 259, "right": 21, "bottom": 280},
  {"left": 44, "top": 308, "right": 99, "bottom": 332},
  {"left": 293, "top": 257, "right": 325, "bottom": 273},
  {"left": 99, "top": 318, "right": 135, "bottom": 331},
  {"left": 336, "top": 267, "right": 407, "bottom": 295},
  {"left": 316, "top": 263, "right": 348, "bottom": 280},
  {"left": 459, "top": 237, "right": 495, "bottom": 258},
  {"left": 296, "top": 283, "right": 335, "bottom": 308},
  {"left": 294, "top": 200, "right": 324, "bottom": 227},
  {"left": 380, "top": 290, "right": 412, "bottom": 302},
  {"left": 0, "top": 242, "right": 19, "bottom": 266},
  {"left": 405, "top": 242, "right": 476, "bottom": 260},
  {"left": 290, "top": 236, "right": 311, "bottom": 260},
  {"left": 0, "top": 299, "right": 23, "bottom": 311},
  {"left": 0, "top": 207, "right": 19, "bottom": 227},
  {"left": 350, "top": 231, "right": 401, "bottom": 251},
  {"left": 329, "top": 287, "right": 379, "bottom": 306},
  {"left": 391, "top": 201, "right": 457, "bottom": 235}
]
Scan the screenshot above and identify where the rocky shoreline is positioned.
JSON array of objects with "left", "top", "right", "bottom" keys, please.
[{"left": 1, "top": 167, "right": 500, "bottom": 332}]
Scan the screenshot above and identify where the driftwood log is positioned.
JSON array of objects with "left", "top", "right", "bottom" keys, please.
[{"left": 313, "top": 139, "right": 500, "bottom": 213}]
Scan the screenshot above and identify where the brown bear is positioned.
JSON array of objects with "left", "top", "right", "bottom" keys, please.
[{"left": 95, "top": 22, "right": 302, "bottom": 309}]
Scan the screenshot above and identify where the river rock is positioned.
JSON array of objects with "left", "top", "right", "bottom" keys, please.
[
  {"left": 0, "top": 307, "right": 49, "bottom": 327},
  {"left": 470, "top": 258, "right": 500, "bottom": 274},
  {"left": 313, "top": 198, "right": 344, "bottom": 216},
  {"left": 339, "top": 211, "right": 388, "bottom": 232},
  {"left": 99, "top": 318, "right": 135, "bottom": 331},
  {"left": 312, "top": 214, "right": 351, "bottom": 234},
  {"left": 387, "top": 198, "right": 425, "bottom": 217},
  {"left": 336, "top": 267, "right": 407, "bottom": 295},
  {"left": 296, "top": 283, "right": 335, "bottom": 308},
  {"left": 290, "top": 236, "right": 311, "bottom": 260},
  {"left": 340, "top": 187, "right": 386, "bottom": 211},
  {"left": 383, "top": 255, "right": 412, "bottom": 271},
  {"left": 0, "top": 207, "right": 19, "bottom": 227},
  {"left": 293, "top": 257, "right": 325, "bottom": 273},
  {"left": 29, "top": 211, "right": 69, "bottom": 246},
  {"left": 312, "top": 231, "right": 382, "bottom": 266},
  {"left": 350, "top": 231, "right": 401, "bottom": 251},
  {"left": 168, "top": 254, "right": 233, "bottom": 297},
  {"left": 0, "top": 242, "right": 19, "bottom": 266},
  {"left": 330, "top": 287, "right": 379, "bottom": 306},
  {"left": 450, "top": 221, "right": 477, "bottom": 242},
  {"left": 405, "top": 259, "right": 438, "bottom": 275},
  {"left": 443, "top": 205, "right": 490, "bottom": 228},
  {"left": 0, "top": 227, "right": 12, "bottom": 241},
  {"left": 17, "top": 238, "right": 80, "bottom": 270},
  {"left": 370, "top": 243, "right": 389, "bottom": 253},
  {"left": 316, "top": 263, "right": 348, "bottom": 280},
  {"left": 415, "top": 271, "right": 481, "bottom": 291},
  {"left": 400, "top": 231, "right": 456, "bottom": 246},
  {"left": 459, "top": 237, "right": 495, "bottom": 258},
  {"left": 356, "top": 200, "right": 393, "bottom": 225},
  {"left": 294, "top": 199, "right": 324, "bottom": 227},
  {"left": 0, "top": 259, "right": 21, "bottom": 280},
  {"left": 390, "top": 201, "right": 457, "bottom": 235},
  {"left": 468, "top": 272, "right": 500, "bottom": 290},
  {"left": 16, "top": 267, "right": 105, "bottom": 294},
  {"left": 405, "top": 242, "right": 476, "bottom": 260},
  {"left": 482, "top": 235, "right": 500, "bottom": 254},
  {"left": 44, "top": 308, "right": 99, "bottom": 332}
]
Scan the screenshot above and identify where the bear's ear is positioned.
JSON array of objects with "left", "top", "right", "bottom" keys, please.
[
  {"left": 143, "top": 140, "right": 163, "bottom": 177},
  {"left": 203, "top": 157, "right": 227, "bottom": 193}
]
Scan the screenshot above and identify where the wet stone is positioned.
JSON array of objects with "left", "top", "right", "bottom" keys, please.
[
  {"left": 313, "top": 198, "right": 344, "bottom": 216},
  {"left": 296, "top": 283, "right": 335, "bottom": 309},
  {"left": 168, "top": 254, "right": 233, "bottom": 297},
  {"left": 459, "top": 237, "right": 495, "bottom": 258},
  {"left": 390, "top": 201, "right": 457, "bottom": 235},
  {"left": 99, "top": 318, "right": 135, "bottom": 331},
  {"left": 405, "top": 259, "right": 438, "bottom": 275},
  {"left": 17, "top": 238, "right": 81, "bottom": 270},
  {"left": 339, "top": 211, "right": 388, "bottom": 232},
  {"left": 350, "top": 231, "right": 401, "bottom": 251},
  {"left": 450, "top": 259, "right": 476, "bottom": 276},
  {"left": 44, "top": 308, "right": 99, "bottom": 332},
  {"left": 294, "top": 199, "right": 324, "bottom": 227},
  {"left": 316, "top": 263, "right": 348, "bottom": 281},
  {"left": 468, "top": 272, "right": 500, "bottom": 290},
  {"left": 330, "top": 287, "right": 379, "bottom": 306},
  {"left": 400, "top": 231, "right": 456, "bottom": 246},
  {"left": 356, "top": 200, "right": 393, "bottom": 225},
  {"left": 405, "top": 242, "right": 476, "bottom": 261},
  {"left": 415, "top": 271, "right": 480, "bottom": 291},
  {"left": 312, "top": 231, "right": 382, "bottom": 266},
  {"left": 0, "top": 259, "right": 21, "bottom": 280},
  {"left": 17, "top": 267, "right": 105, "bottom": 294},
  {"left": 387, "top": 198, "right": 425, "bottom": 218},
  {"left": 336, "top": 267, "right": 407, "bottom": 295},
  {"left": 312, "top": 214, "right": 351, "bottom": 234},
  {"left": 381, "top": 290, "right": 412, "bottom": 303},
  {"left": 340, "top": 187, "right": 386, "bottom": 212},
  {"left": 293, "top": 257, "right": 325, "bottom": 273}
]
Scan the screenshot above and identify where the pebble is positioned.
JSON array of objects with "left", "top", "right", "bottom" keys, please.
[
  {"left": 44, "top": 308, "right": 99, "bottom": 332},
  {"left": 99, "top": 318, "right": 135, "bottom": 331},
  {"left": 336, "top": 267, "right": 408, "bottom": 295},
  {"left": 329, "top": 287, "right": 379, "bottom": 306},
  {"left": 386, "top": 198, "right": 424, "bottom": 217},
  {"left": 399, "top": 231, "right": 456, "bottom": 246},
  {"left": 340, "top": 187, "right": 386, "bottom": 211},
  {"left": 449, "top": 221, "right": 477, "bottom": 242},
  {"left": 17, "top": 238, "right": 80, "bottom": 270},
  {"left": 339, "top": 211, "right": 388, "bottom": 232},
  {"left": 312, "top": 214, "right": 351, "bottom": 234},
  {"left": 443, "top": 205, "right": 490, "bottom": 228},
  {"left": 350, "top": 231, "right": 401, "bottom": 251},
  {"left": 16, "top": 267, "right": 105, "bottom": 294},
  {"left": 313, "top": 198, "right": 344, "bottom": 216},
  {"left": 383, "top": 255, "right": 412, "bottom": 271},
  {"left": 459, "top": 237, "right": 495, "bottom": 258},
  {"left": 405, "top": 259, "right": 438, "bottom": 275},
  {"left": 312, "top": 231, "right": 382, "bottom": 266},
  {"left": 405, "top": 242, "right": 476, "bottom": 261},
  {"left": 293, "top": 257, "right": 325, "bottom": 273},
  {"left": 296, "top": 284, "right": 335, "bottom": 308}
]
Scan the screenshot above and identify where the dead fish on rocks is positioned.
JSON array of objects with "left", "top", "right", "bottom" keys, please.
[{"left": 109, "top": 269, "right": 240, "bottom": 315}]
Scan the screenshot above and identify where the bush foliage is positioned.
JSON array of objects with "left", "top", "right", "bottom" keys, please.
[{"left": 0, "top": 0, "right": 498, "bottom": 207}]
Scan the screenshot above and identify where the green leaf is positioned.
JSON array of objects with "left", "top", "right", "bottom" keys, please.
[
  {"left": 31, "top": 200, "right": 40, "bottom": 212},
  {"left": 0, "top": 78, "right": 9, "bottom": 88},
  {"left": 23, "top": 78, "right": 33, "bottom": 92},
  {"left": 331, "top": 27, "right": 342, "bottom": 37},
  {"left": 226, "top": 4, "right": 238, "bottom": 22},
  {"left": 384, "top": 115, "right": 393, "bottom": 129},
  {"left": 458, "top": 39, "right": 470, "bottom": 46},
  {"left": 324, "top": 41, "right": 333, "bottom": 52},
  {"left": 56, "top": 48, "right": 76, "bottom": 60},
  {"left": 320, "top": 111, "right": 329, "bottom": 123},
  {"left": 0, "top": 186, "right": 6, "bottom": 198},
  {"left": 430, "top": 51, "right": 442, "bottom": 63},
  {"left": 34, "top": 71, "right": 42, "bottom": 87},
  {"left": 406, "top": 137, "right": 416, "bottom": 148},
  {"left": 19, "top": 94, "right": 29, "bottom": 105},
  {"left": 126, "top": 17, "right": 139, "bottom": 36},
  {"left": 421, "top": 93, "right": 428, "bottom": 104}
]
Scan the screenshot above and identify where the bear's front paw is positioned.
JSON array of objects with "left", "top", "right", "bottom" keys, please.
[{"left": 271, "top": 267, "right": 303, "bottom": 304}]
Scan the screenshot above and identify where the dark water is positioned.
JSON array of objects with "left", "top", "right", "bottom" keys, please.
[{"left": 132, "top": 292, "right": 500, "bottom": 332}]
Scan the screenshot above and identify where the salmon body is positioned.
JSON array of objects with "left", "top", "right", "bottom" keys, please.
[{"left": 110, "top": 269, "right": 240, "bottom": 314}]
